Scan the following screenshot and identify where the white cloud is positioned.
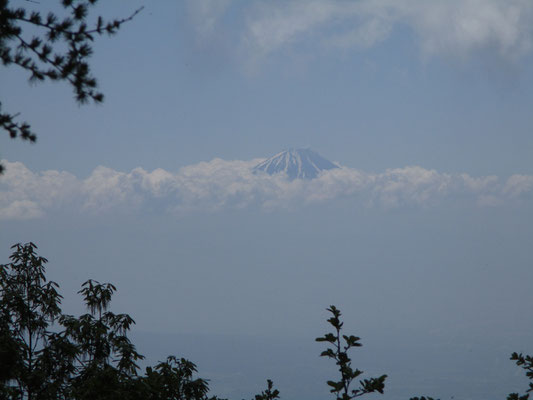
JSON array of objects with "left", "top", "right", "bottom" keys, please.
[
  {"left": 186, "top": 0, "right": 232, "bottom": 39},
  {"left": 503, "top": 174, "right": 533, "bottom": 197},
  {"left": 0, "top": 161, "right": 79, "bottom": 218},
  {"left": 81, "top": 166, "right": 143, "bottom": 213},
  {"left": 1, "top": 159, "right": 531, "bottom": 220},
  {"left": 0, "top": 200, "right": 43, "bottom": 220},
  {"left": 403, "top": 0, "right": 533, "bottom": 60},
  {"left": 326, "top": 17, "right": 393, "bottom": 49},
  {"left": 189, "top": 0, "right": 533, "bottom": 65},
  {"left": 372, "top": 166, "right": 453, "bottom": 207},
  {"left": 460, "top": 174, "right": 500, "bottom": 192}
]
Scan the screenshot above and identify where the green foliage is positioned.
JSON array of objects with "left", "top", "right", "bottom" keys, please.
[
  {"left": 507, "top": 352, "right": 533, "bottom": 400},
  {"left": 316, "top": 305, "right": 386, "bottom": 400},
  {"left": 0, "top": 0, "right": 142, "bottom": 173}
]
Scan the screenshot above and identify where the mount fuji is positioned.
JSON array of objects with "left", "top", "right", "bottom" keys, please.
[{"left": 253, "top": 148, "right": 339, "bottom": 180}]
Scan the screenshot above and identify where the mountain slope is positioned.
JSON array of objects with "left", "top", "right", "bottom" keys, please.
[{"left": 253, "top": 148, "right": 339, "bottom": 180}]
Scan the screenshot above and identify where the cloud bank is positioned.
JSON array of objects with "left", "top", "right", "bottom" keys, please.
[
  {"left": 1, "top": 159, "right": 531, "bottom": 220},
  {"left": 187, "top": 0, "right": 533, "bottom": 65}
]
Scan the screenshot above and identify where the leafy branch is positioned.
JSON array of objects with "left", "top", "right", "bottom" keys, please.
[
  {"left": 0, "top": 0, "right": 142, "bottom": 173},
  {"left": 508, "top": 352, "right": 533, "bottom": 400},
  {"left": 316, "top": 305, "right": 386, "bottom": 400},
  {"left": 254, "top": 380, "right": 280, "bottom": 400}
]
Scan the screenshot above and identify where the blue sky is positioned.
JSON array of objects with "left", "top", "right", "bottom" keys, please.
[
  {"left": 2, "top": 0, "right": 533, "bottom": 176},
  {"left": 1, "top": 1, "right": 533, "bottom": 399}
]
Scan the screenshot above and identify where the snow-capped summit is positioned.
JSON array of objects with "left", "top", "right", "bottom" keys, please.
[{"left": 253, "top": 148, "right": 339, "bottom": 180}]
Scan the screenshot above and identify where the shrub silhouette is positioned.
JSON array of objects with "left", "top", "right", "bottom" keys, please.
[
  {"left": 1, "top": 243, "right": 528, "bottom": 399},
  {"left": 316, "top": 305, "right": 386, "bottom": 399}
]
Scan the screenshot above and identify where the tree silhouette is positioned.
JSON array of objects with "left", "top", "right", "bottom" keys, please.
[
  {"left": 253, "top": 380, "right": 279, "bottom": 400},
  {"left": 0, "top": 243, "right": 212, "bottom": 400},
  {"left": 316, "top": 305, "right": 387, "bottom": 400},
  {"left": 0, "top": 242, "right": 275, "bottom": 400},
  {"left": 0, "top": 0, "right": 142, "bottom": 173},
  {"left": 141, "top": 357, "right": 212, "bottom": 400},
  {"left": 0, "top": 242, "right": 65, "bottom": 399},
  {"left": 507, "top": 352, "right": 533, "bottom": 400},
  {"left": 4, "top": 242, "right": 524, "bottom": 399}
]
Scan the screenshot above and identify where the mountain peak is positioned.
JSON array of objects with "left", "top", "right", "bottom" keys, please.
[{"left": 253, "top": 148, "right": 339, "bottom": 180}]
